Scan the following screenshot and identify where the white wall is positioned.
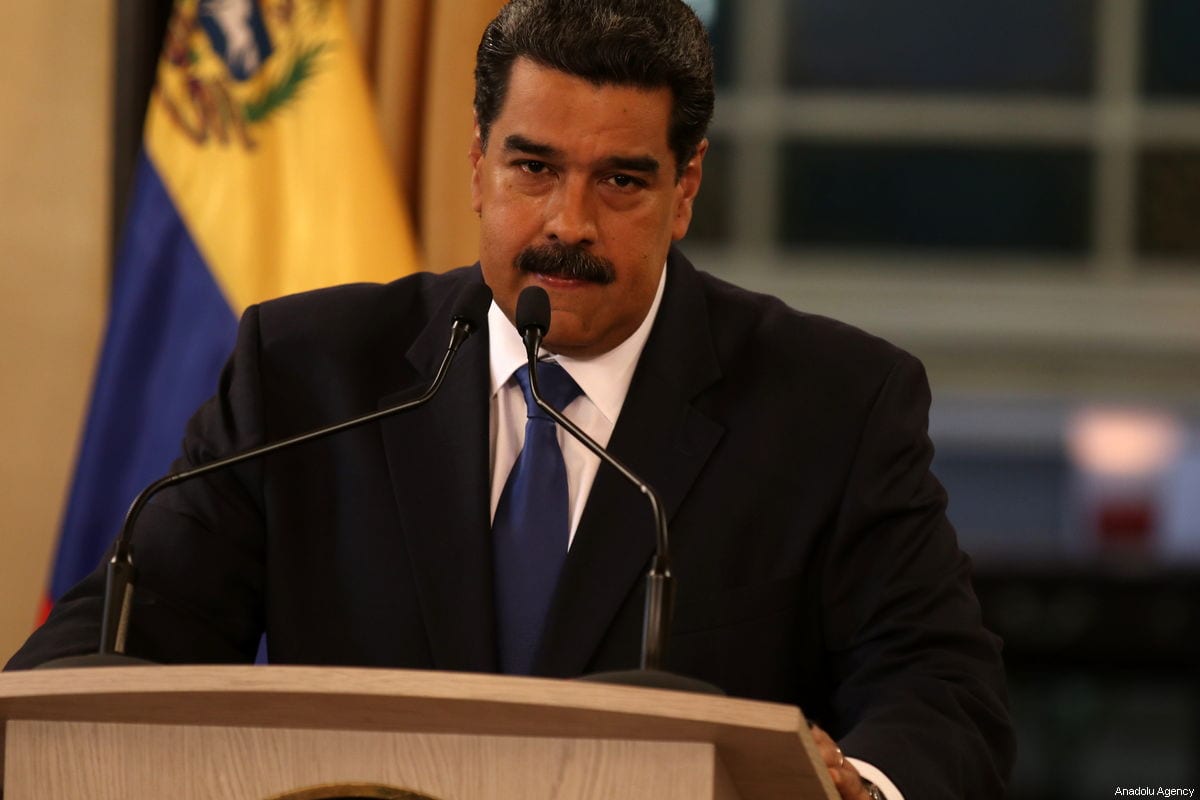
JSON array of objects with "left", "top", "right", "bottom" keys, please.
[{"left": 0, "top": 4, "right": 112, "bottom": 660}]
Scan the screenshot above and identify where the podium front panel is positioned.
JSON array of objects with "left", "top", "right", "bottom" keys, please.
[{"left": 6, "top": 720, "right": 738, "bottom": 800}]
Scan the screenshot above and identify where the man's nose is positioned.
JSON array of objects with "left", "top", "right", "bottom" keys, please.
[{"left": 544, "top": 177, "right": 597, "bottom": 247}]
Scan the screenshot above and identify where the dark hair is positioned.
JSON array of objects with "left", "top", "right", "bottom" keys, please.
[{"left": 474, "top": 0, "right": 715, "bottom": 180}]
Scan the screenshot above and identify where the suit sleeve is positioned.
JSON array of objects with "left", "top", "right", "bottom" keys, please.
[
  {"left": 820, "top": 352, "right": 1016, "bottom": 798},
  {"left": 5, "top": 307, "right": 271, "bottom": 668}
]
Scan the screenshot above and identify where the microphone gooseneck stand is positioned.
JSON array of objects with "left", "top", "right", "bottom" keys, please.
[
  {"left": 37, "top": 282, "right": 494, "bottom": 669},
  {"left": 515, "top": 285, "right": 722, "bottom": 695}
]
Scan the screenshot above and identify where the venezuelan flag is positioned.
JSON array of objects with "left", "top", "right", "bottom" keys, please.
[{"left": 43, "top": 0, "right": 417, "bottom": 619}]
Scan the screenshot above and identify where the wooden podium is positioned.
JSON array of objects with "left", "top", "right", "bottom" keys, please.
[{"left": 0, "top": 666, "right": 837, "bottom": 799}]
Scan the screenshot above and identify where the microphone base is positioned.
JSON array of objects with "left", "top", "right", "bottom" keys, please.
[
  {"left": 33, "top": 653, "right": 157, "bottom": 670},
  {"left": 576, "top": 668, "right": 724, "bottom": 695}
]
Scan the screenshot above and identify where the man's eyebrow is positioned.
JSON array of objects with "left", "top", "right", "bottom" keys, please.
[
  {"left": 503, "top": 134, "right": 561, "bottom": 158},
  {"left": 502, "top": 135, "right": 660, "bottom": 175},
  {"left": 599, "top": 155, "right": 660, "bottom": 175}
]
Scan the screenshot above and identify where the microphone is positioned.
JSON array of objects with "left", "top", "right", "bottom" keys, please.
[
  {"left": 515, "top": 285, "right": 720, "bottom": 694},
  {"left": 40, "top": 282, "right": 493, "bottom": 668}
]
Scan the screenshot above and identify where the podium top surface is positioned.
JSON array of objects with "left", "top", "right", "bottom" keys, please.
[
  {"left": 0, "top": 664, "right": 798, "bottom": 735},
  {"left": 0, "top": 665, "right": 835, "bottom": 799}
]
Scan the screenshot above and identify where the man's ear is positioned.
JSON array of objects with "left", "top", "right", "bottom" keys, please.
[
  {"left": 469, "top": 123, "right": 485, "bottom": 213},
  {"left": 671, "top": 138, "right": 708, "bottom": 241}
]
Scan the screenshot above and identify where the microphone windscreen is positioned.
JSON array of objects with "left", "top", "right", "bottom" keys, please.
[
  {"left": 451, "top": 282, "right": 494, "bottom": 331},
  {"left": 516, "top": 285, "right": 552, "bottom": 336}
]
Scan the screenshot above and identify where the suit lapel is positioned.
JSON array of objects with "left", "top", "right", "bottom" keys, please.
[
  {"left": 379, "top": 271, "right": 497, "bottom": 672},
  {"left": 536, "top": 251, "right": 725, "bottom": 677}
]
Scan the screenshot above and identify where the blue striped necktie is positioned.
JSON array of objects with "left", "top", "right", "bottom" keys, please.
[{"left": 493, "top": 361, "right": 583, "bottom": 675}]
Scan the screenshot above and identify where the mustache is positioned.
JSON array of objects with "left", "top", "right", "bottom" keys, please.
[{"left": 516, "top": 244, "right": 616, "bottom": 285}]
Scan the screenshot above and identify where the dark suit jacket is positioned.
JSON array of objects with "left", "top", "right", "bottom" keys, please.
[{"left": 10, "top": 249, "right": 1014, "bottom": 797}]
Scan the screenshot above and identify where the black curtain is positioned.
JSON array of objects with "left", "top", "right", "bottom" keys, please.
[{"left": 111, "top": 0, "right": 175, "bottom": 268}]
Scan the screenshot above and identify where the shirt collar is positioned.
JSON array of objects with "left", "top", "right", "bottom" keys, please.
[{"left": 488, "top": 263, "right": 668, "bottom": 425}]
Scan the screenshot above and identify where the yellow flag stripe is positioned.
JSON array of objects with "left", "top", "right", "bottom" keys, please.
[{"left": 144, "top": 0, "right": 417, "bottom": 313}]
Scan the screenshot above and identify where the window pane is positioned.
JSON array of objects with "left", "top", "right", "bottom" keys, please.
[
  {"left": 779, "top": 143, "right": 1092, "bottom": 252},
  {"left": 1142, "top": 0, "right": 1200, "bottom": 97},
  {"left": 784, "top": 0, "right": 1096, "bottom": 95},
  {"left": 691, "top": 0, "right": 736, "bottom": 88},
  {"left": 935, "top": 449, "right": 1070, "bottom": 560},
  {"left": 1138, "top": 149, "right": 1200, "bottom": 257}
]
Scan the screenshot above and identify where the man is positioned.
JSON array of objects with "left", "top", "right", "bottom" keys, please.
[{"left": 9, "top": 1, "right": 1015, "bottom": 797}]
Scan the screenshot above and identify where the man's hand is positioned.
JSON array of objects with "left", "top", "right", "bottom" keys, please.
[{"left": 809, "top": 723, "right": 870, "bottom": 800}]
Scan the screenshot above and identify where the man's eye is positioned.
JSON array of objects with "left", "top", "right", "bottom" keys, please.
[
  {"left": 608, "top": 174, "right": 642, "bottom": 189},
  {"left": 520, "top": 161, "right": 548, "bottom": 174}
]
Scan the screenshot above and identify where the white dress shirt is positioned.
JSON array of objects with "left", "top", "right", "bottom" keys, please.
[{"left": 487, "top": 266, "right": 667, "bottom": 544}]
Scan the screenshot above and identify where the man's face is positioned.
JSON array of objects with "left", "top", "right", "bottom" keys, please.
[{"left": 470, "top": 58, "right": 705, "bottom": 358}]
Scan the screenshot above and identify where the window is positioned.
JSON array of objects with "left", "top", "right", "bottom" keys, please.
[{"left": 686, "top": 0, "right": 1200, "bottom": 408}]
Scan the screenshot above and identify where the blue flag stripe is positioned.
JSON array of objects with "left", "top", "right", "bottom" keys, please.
[{"left": 49, "top": 152, "right": 237, "bottom": 600}]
